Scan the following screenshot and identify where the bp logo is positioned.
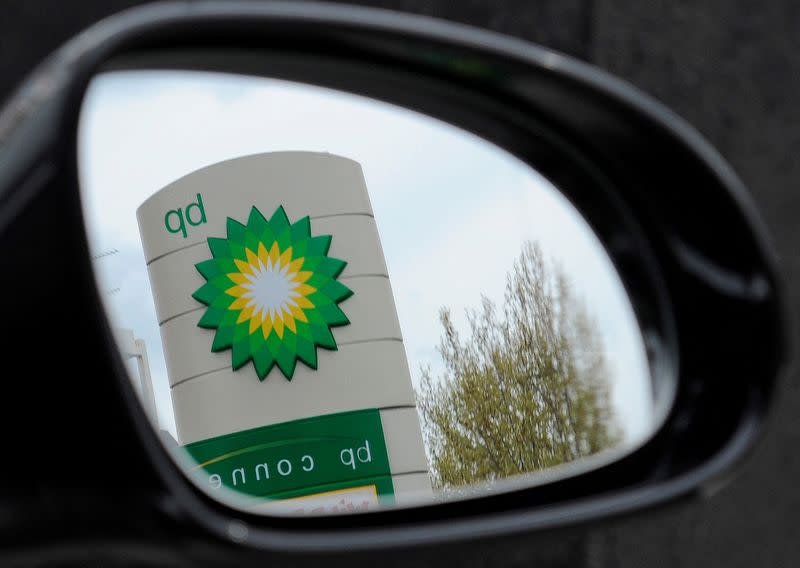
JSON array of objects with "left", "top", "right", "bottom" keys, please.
[{"left": 192, "top": 205, "right": 353, "bottom": 380}]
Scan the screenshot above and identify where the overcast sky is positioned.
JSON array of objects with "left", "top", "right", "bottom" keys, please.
[{"left": 78, "top": 70, "right": 653, "bottom": 447}]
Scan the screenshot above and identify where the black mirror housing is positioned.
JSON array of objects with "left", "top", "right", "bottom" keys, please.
[{"left": 0, "top": 1, "right": 786, "bottom": 552}]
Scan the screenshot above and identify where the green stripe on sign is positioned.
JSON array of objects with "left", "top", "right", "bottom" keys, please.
[{"left": 183, "top": 409, "right": 392, "bottom": 499}]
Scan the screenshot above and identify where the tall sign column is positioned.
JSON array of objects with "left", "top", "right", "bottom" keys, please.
[{"left": 137, "top": 152, "right": 430, "bottom": 511}]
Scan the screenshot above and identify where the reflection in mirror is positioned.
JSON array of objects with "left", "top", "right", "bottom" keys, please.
[{"left": 78, "top": 69, "right": 667, "bottom": 515}]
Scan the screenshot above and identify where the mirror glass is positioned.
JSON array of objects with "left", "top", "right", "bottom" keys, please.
[{"left": 78, "top": 68, "right": 670, "bottom": 515}]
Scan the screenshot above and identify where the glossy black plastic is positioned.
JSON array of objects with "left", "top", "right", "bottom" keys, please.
[{"left": 0, "top": 1, "right": 786, "bottom": 553}]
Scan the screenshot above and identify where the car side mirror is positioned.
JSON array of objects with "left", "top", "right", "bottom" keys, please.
[{"left": 0, "top": 1, "right": 786, "bottom": 551}]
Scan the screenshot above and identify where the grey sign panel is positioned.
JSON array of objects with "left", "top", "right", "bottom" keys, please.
[{"left": 137, "top": 151, "right": 431, "bottom": 499}]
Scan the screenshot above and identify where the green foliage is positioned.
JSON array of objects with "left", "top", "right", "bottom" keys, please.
[{"left": 417, "top": 241, "right": 621, "bottom": 489}]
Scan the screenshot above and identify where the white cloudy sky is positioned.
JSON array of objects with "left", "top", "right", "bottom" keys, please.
[{"left": 77, "top": 70, "right": 653, "bottom": 446}]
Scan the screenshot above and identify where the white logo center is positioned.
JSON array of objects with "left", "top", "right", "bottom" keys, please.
[{"left": 240, "top": 258, "right": 301, "bottom": 319}]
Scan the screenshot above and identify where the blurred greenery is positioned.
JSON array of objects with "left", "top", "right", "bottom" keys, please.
[{"left": 417, "top": 241, "right": 621, "bottom": 489}]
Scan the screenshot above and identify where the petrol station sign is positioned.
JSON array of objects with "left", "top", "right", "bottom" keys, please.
[{"left": 137, "top": 152, "right": 430, "bottom": 507}]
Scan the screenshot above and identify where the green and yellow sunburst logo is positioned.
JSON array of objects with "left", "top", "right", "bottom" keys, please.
[{"left": 192, "top": 205, "right": 353, "bottom": 380}]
